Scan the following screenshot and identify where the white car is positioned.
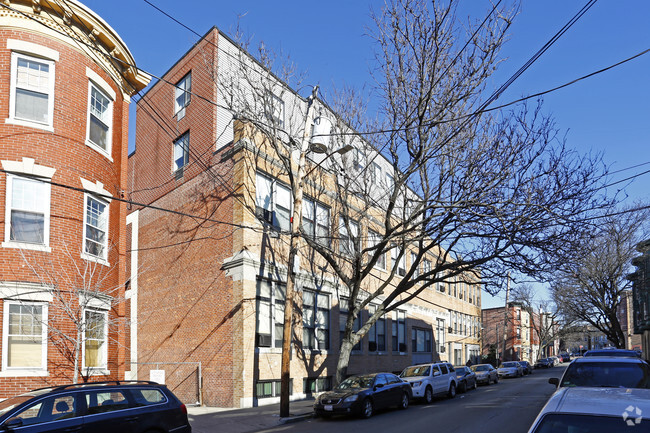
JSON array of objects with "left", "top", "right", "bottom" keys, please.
[
  {"left": 498, "top": 361, "right": 524, "bottom": 378},
  {"left": 527, "top": 387, "right": 650, "bottom": 432},
  {"left": 399, "top": 362, "right": 458, "bottom": 404}
]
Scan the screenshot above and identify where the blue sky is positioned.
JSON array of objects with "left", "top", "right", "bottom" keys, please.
[{"left": 82, "top": 0, "right": 650, "bottom": 307}]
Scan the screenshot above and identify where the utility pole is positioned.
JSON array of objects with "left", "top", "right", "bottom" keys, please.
[
  {"left": 280, "top": 86, "right": 319, "bottom": 418},
  {"left": 502, "top": 272, "right": 510, "bottom": 362},
  {"left": 495, "top": 324, "right": 500, "bottom": 363}
]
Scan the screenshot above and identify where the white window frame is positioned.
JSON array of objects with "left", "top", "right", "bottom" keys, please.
[
  {"left": 8, "top": 52, "right": 55, "bottom": 131},
  {"left": 411, "top": 252, "right": 419, "bottom": 278},
  {"left": 339, "top": 217, "right": 359, "bottom": 256},
  {"left": 266, "top": 92, "right": 285, "bottom": 128},
  {"left": 302, "top": 198, "right": 330, "bottom": 246},
  {"left": 2, "top": 300, "right": 48, "bottom": 374},
  {"left": 302, "top": 290, "right": 330, "bottom": 351},
  {"left": 255, "top": 173, "right": 292, "bottom": 232},
  {"left": 172, "top": 132, "right": 190, "bottom": 173},
  {"left": 82, "top": 194, "right": 109, "bottom": 264},
  {"left": 391, "top": 245, "right": 406, "bottom": 277},
  {"left": 368, "top": 230, "right": 385, "bottom": 270},
  {"left": 3, "top": 174, "right": 51, "bottom": 251},
  {"left": 85, "top": 81, "right": 113, "bottom": 157},
  {"left": 174, "top": 72, "right": 192, "bottom": 119},
  {"left": 82, "top": 308, "right": 108, "bottom": 371},
  {"left": 255, "top": 279, "right": 286, "bottom": 351}
]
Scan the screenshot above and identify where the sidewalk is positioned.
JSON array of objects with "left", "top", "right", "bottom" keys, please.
[{"left": 187, "top": 399, "right": 315, "bottom": 433}]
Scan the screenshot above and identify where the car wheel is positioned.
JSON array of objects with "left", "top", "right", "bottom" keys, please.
[
  {"left": 448, "top": 383, "right": 456, "bottom": 399},
  {"left": 473, "top": 379, "right": 478, "bottom": 390},
  {"left": 361, "top": 398, "right": 374, "bottom": 419},
  {"left": 424, "top": 386, "right": 433, "bottom": 404},
  {"left": 495, "top": 376, "right": 499, "bottom": 384},
  {"left": 398, "top": 392, "right": 409, "bottom": 410}
]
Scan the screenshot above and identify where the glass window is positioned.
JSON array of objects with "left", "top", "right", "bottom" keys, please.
[
  {"left": 412, "top": 328, "right": 432, "bottom": 353},
  {"left": 255, "top": 379, "right": 291, "bottom": 398},
  {"left": 303, "top": 291, "right": 329, "bottom": 350},
  {"left": 85, "top": 390, "right": 129, "bottom": 414},
  {"left": 436, "top": 318, "right": 446, "bottom": 353},
  {"left": 84, "top": 309, "right": 107, "bottom": 369},
  {"left": 368, "top": 230, "right": 385, "bottom": 269},
  {"left": 368, "top": 305, "right": 386, "bottom": 352},
  {"left": 174, "top": 72, "right": 191, "bottom": 119},
  {"left": 6, "top": 175, "right": 50, "bottom": 245},
  {"left": 266, "top": 92, "right": 284, "bottom": 128},
  {"left": 4, "top": 302, "right": 46, "bottom": 369},
  {"left": 391, "top": 245, "right": 406, "bottom": 276},
  {"left": 84, "top": 196, "right": 108, "bottom": 260},
  {"left": 392, "top": 310, "right": 406, "bottom": 352},
  {"left": 303, "top": 377, "right": 332, "bottom": 394},
  {"left": 11, "top": 53, "right": 54, "bottom": 126},
  {"left": 302, "top": 199, "right": 330, "bottom": 246},
  {"left": 339, "top": 217, "right": 359, "bottom": 256},
  {"left": 87, "top": 83, "right": 113, "bottom": 151},
  {"left": 255, "top": 173, "right": 291, "bottom": 232},
  {"left": 422, "top": 259, "right": 431, "bottom": 276},
  {"left": 411, "top": 252, "right": 419, "bottom": 278},
  {"left": 11, "top": 394, "right": 78, "bottom": 426},
  {"left": 130, "top": 388, "right": 167, "bottom": 406},
  {"left": 173, "top": 132, "right": 190, "bottom": 172},
  {"left": 255, "top": 280, "right": 286, "bottom": 348}
]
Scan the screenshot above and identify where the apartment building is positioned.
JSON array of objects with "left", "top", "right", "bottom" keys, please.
[
  {"left": 0, "top": 0, "right": 149, "bottom": 395},
  {"left": 482, "top": 302, "right": 540, "bottom": 363},
  {"left": 127, "top": 27, "right": 482, "bottom": 408}
]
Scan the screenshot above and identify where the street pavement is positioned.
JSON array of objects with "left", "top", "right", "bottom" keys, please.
[{"left": 187, "top": 366, "right": 565, "bottom": 433}]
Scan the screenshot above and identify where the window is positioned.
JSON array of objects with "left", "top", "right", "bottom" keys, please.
[
  {"left": 411, "top": 252, "right": 419, "bottom": 278},
  {"left": 10, "top": 52, "right": 54, "bottom": 127},
  {"left": 353, "top": 148, "right": 365, "bottom": 171},
  {"left": 85, "top": 390, "right": 129, "bottom": 414},
  {"left": 174, "top": 72, "right": 191, "bottom": 119},
  {"left": 339, "top": 217, "right": 359, "bottom": 256},
  {"left": 5, "top": 175, "right": 51, "bottom": 246},
  {"left": 516, "top": 327, "right": 521, "bottom": 338},
  {"left": 266, "top": 92, "right": 284, "bottom": 128},
  {"left": 83, "top": 195, "right": 108, "bottom": 260},
  {"left": 304, "top": 377, "right": 332, "bottom": 394},
  {"left": 368, "top": 304, "right": 386, "bottom": 352},
  {"left": 87, "top": 83, "right": 113, "bottom": 152},
  {"left": 173, "top": 132, "right": 190, "bottom": 173},
  {"left": 84, "top": 309, "right": 107, "bottom": 369},
  {"left": 3, "top": 301, "right": 47, "bottom": 369},
  {"left": 339, "top": 297, "right": 361, "bottom": 351},
  {"left": 392, "top": 310, "right": 406, "bottom": 352},
  {"left": 10, "top": 394, "right": 79, "bottom": 426},
  {"left": 412, "top": 328, "right": 432, "bottom": 353},
  {"left": 303, "top": 291, "right": 329, "bottom": 351},
  {"left": 368, "top": 230, "right": 385, "bottom": 269},
  {"left": 391, "top": 245, "right": 406, "bottom": 276},
  {"left": 256, "top": 379, "right": 291, "bottom": 398},
  {"left": 385, "top": 172, "right": 394, "bottom": 190},
  {"left": 255, "top": 280, "right": 285, "bottom": 348},
  {"left": 302, "top": 198, "right": 329, "bottom": 246},
  {"left": 436, "top": 319, "right": 445, "bottom": 353},
  {"left": 255, "top": 173, "right": 291, "bottom": 231},
  {"left": 370, "top": 162, "right": 381, "bottom": 184},
  {"left": 422, "top": 258, "right": 431, "bottom": 276}
]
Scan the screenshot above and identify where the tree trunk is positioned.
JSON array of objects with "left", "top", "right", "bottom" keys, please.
[{"left": 336, "top": 338, "right": 354, "bottom": 385}]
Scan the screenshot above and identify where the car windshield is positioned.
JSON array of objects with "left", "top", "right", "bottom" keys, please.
[
  {"left": 501, "top": 362, "right": 519, "bottom": 368},
  {"left": 336, "top": 376, "right": 375, "bottom": 389},
  {"left": 455, "top": 367, "right": 467, "bottom": 375},
  {"left": 584, "top": 350, "right": 639, "bottom": 358},
  {"left": 400, "top": 365, "right": 430, "bottom": 377},
  {"left": 472, "top": 365, "right": 490, "bottom": 372},
  {"left": 532, "top": 413, "right": 645, "bottom": 433},
  {"left": 561, "top": 362, "right": 650, "bottom": 388}
]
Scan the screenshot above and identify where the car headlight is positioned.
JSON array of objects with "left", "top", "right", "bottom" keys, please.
[
  {"left": 344, "top": 395, "right": 359, "bottom": 403},
  {"left": 411, "top": 381, "right": 422, "bottom": 387}
]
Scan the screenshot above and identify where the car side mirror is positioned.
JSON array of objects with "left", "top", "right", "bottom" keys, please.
[
  {"left": 3, "top": 418, "right": 23, "bottom": 430},
  {"left": 374, "top": 384, "right": 384, "bottom": 390},
  {"left": 548, "top": 377, "right": 559, "bottom": 386}
]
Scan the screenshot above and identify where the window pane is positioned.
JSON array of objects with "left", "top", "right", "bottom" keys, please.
[
  {"left": 15, "top": 88, "right": 48, "bottom": 123},
  {"left": 89, "top": 115, "right": 109, "bottom": 149},
  {"left": 90, "top": 86, "right": 110, "bottom": 123},
  {"left": 84, "top": 310, "right": 106, "bottom": 368},
  {"left": 7, "top": 304, "right": 43, "bottom": 368},
  {"left": 255, "top": 174, "right": 273, "bottom": 211},
  {"left": 10, "top": 210, "right": 44, "bottom": 243},
  {"left": 256, "top": 298, "right": 271, "bottom": 335},
  {"left": 85, "top": 197, "right": 107, "bottom": 257}
]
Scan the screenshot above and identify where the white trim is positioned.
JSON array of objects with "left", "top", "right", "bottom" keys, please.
[
  {"left": 2, "top": 157, "right": 56, "bottom": 178},
  {"left": 2, "top": 300, "right": 48, "bottom": 372},
  {"left": 0, "top": 369, "right": 49, "bottom": 377},
  {"left": 0, "top": 283, "right": 53, "bottom": 302},
  {"left": 82, "top": 308, "right": 108, "bottom": 371},
  {"left": 85, "top": 81, "right": 114, "bottom": 160},
  {"left": 80, "top": 178, "right": 112, "bottom": 202},
  {"left": 6, "top": 39, "right": 59, "bottom": 61},
  {"left": 8, "top": 52, "right": 55, "bottom": 129},
  {"left": 3, "top": 174, "right": 51, "bottom": 248},
  {"left": 85, "top": 67, "right": 116, "bottom": 100},
  {"left": 78, "top": 291, "right": 112, "bottom": 311},
  {"left": 126, "top": 211, "right": 139, "bottom": 378},
  {"left": 82, "top": 194, "right": 110, "bottom": 263}
]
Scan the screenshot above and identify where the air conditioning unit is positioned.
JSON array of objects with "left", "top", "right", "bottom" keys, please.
[
  {"left": 448, "top": 327, "right": 453, "bottom": 333},
  {"left": 256, "top": 334, "right": 272, "bottom": 347},
  {"left": 440, "top": 346, "right": 446, "bottom": 353}
]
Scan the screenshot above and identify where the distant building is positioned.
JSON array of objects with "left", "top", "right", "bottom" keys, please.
[
  {"left": 628, "top": 239, "right": 650, "bottom": 359},
  {"left": 0, "top": 0, "right": 149, "bottom": 395},
  {"left": 482, "top": 302, "right": 541, "bottom": 363}
]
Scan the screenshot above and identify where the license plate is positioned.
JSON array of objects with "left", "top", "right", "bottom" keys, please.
[{"left": 324, "top": 405, "right": 333, "bottom": 411}]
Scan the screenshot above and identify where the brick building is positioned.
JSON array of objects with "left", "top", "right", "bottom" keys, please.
[
  {"left": 482, "top": 302, "right": 541, "bottom": 363},
  {"left": 127, "top": 27, "right": 483, "bottom": 408},
  {"left": 0, "top": 0, "right": 149, "bottom": 395}
]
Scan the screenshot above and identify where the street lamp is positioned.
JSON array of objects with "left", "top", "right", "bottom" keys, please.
[{"left": 280, "top": 87, "right": 351, "bottom": 417}]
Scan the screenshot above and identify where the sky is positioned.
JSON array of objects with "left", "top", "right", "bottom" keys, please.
[{"left": 81, "top": 0, "right": 650, "bottom": 308}]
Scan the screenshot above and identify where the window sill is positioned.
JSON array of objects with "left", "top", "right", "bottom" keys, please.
[
  {"left": 85, "top": 140, "right": 113, "bottom": 162},
  {"left": 81, "top": 252, "right": 110, "bottom": 267},
  {"left": 368, "top": 351, "right": 388, "bottom": 356},
  {"left": 256, "top": 347, "right": 283, "bottom": 354},
  {"left": 303, "top": 349, "right": 330, "bottom": 355},
  {"left": 2, "top": 241, "right": 51, "bottom": 252},
  {"left": 85, "top": 369, "right": 111, "bottom": 376},
  {"left": 5, "top": 117, "right": 53, "bottom": 132},
  {"left": 0, "top": 369, "right": 48, "bottom": 377}
]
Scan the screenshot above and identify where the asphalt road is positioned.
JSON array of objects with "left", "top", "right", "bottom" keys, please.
[{"left": 263, "top": 366, "right": 565, "bottom": 433}]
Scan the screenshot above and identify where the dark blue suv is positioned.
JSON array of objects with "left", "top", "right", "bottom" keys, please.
[{"left": 0, "top": 381, "right": 191, "bottom": 433}]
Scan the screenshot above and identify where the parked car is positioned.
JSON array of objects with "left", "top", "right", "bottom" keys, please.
[
  {"left": 471, "top": 364, "right": 499, "bottom": 385},
  {"left": 550, "top": 356, "right": 560, "bottom": 366},
  {"left": 399, "top": 362, "right": 457, "bottom": 403},
  {"left": 583, "top": 348, "right": 642, "bottom": 358},
  {"left": 313, "top": 373, "right": 412, "bottom": 419},
  {"left": 549, "top": 357, "right": 650, "bottom": 389},
  {"left": 498, "top": 361, "right": 524, "bottom": 378},
  {"left": 559, "top": 353, "right": 571, "bottom": 363},
  {"left": 518, "top": 361, "right": 533, "bottom": 375},
  {"left": 0, "top": 381, "right": 191, "bottom": 433},
  {"left": 535, "top": 358, "right": 554, "bottom": 369},
  {"left": 454, "top": 366, "right": 478, "bottom": 393},
  {"left": 527, "top": 386, "right": 650, "bottom": 432}
]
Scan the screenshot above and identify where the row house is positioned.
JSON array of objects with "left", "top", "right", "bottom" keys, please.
[
  {"left": 0, "top": 0, "right": 149, "bottom": 395},
  {"left": 127, "top": 27, "right": 482, "bottom": 408},
  {"left": 482, "top": 302, "right": 541, "bottom": 363}
]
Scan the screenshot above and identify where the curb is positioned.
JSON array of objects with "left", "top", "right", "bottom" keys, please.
[{"left": 278, "top": 412, "right": 314, "bottom": 425}]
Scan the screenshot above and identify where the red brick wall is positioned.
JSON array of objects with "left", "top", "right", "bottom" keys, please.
[{"left": 0, "top": 28, "right": 130, "bottom": 395}]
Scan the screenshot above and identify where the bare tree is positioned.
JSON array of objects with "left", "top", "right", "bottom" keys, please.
[
  {"left": 205, "top": 0, "right": 613, "bottom": 384},
  {"left": 551, "top": 206, "right": 649, "bottom": 349}
]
